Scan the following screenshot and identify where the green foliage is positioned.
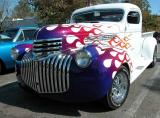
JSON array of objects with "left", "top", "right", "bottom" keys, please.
[
  {"left": 32, "top": 0, "right": 99, "bottom": 24},
  {"left": 12, "top": 0, "right": 160, "bottom": 32},
  {"left": 0, "top": 0, "right": 10, "bottom": 31},
  {"left": 12, "top": 0, "right": 34, "bottom": 18},
  {"left": 32, "top": 0, "right": 86, "bottom": 24}
]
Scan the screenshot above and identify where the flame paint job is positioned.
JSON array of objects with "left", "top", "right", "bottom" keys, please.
[
  {"left": 15, "top": 23, "right": 132, "bottom": 102},
  {"left": 36, "top": 24, "right": 132, "bottom": 78}
]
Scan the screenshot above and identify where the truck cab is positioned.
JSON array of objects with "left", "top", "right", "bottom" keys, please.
[{"left": 70, "top": 3, "right": 157, "bottom": 82}]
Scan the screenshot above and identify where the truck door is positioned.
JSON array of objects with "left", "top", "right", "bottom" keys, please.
[{"left": 125, "top": 11, "right": 142, "bottom": 60}]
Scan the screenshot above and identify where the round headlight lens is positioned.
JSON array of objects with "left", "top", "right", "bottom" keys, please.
[
  {"left": 11, "top": 48, "right": 19, "bottom": 60},
  {"left": 75, "top": 50, "right": 92, "bottom": 68}
]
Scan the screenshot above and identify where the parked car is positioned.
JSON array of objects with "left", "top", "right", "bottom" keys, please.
[
  {"left": 0, "top": 27, "right": 38, "bottom": 74},
  {"left": 11, "top": 3, "right": 157, "bottom": 109}
]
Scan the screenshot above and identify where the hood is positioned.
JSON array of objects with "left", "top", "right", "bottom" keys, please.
[
  {"left": 36, "top": 23, "right": 121, "bottom": 51},
  {"left": 0, "top": 41, "right": 13, "bottom": 46}
]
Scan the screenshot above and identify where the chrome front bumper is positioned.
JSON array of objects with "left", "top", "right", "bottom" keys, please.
[{"left": 20, "top": 52, "right": 72, "bottom": 93}]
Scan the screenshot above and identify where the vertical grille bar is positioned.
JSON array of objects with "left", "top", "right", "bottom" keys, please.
[
  {"left": 29, "top": 58, "right": 34, "bottom": 89},
  {"left": 58, "top": 55, "right": 65, "bottom": 92},
  {"left": 54, "top": 54, "right": 61, "bottom": 93},
  {"left": 50, "top": 54, "right": 57, "bottom": 92},
  {"left": 35, "top": 61, "right": 40, "bottom": 93},
  {"left": 66, "top": 56, "right": 72, "bottom": 89},
  {"left": 32, "top": 60, "right": 37, "bottom": 91},
  {"left": 39, "top": 61, "right": 44, "bottom": 93},
  {"left": 62, "top": 55, "right": 70, "bottom": 91},
  {"left": 22, "top": 56, "right": 27, "bottom": 84},
  {"left": 46, "top": 58, "right": 51, "bottom": 92},
  {"left": 42, "top": 61, "right": 48, "bottom": 93},
  {"left": 25, "top": 56, "right": 30, "bottom": 86}
]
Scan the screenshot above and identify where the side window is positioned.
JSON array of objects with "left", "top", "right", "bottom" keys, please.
[
  {"left": 23, "top": 29, "right": 37, "bottom": 40},
  {"left": 17, "top": 32, "right": 24, "bottom": 41},
  {"left": 127, "top": 11, "right": 140, "bottom": 24}
]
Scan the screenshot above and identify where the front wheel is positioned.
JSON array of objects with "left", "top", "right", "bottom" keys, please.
[{"left": 103, "top": 66, "right": 130, "bottom": 110}]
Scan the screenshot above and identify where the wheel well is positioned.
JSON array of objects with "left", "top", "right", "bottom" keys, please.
[
  {"left": 122, "top": 63, "right": 130, "bottom": 78},
  {"left": 0, "top": 58, "right": 6, "bottom": 70}
]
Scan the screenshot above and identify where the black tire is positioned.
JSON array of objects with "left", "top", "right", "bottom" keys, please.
[
  {"left": 148, "top": 47, "right": 157, "bottom": 68},
  {"left": 103, "top": 66, "right": 130, "bottom": 110},
  {"left": 0, "top": 61, "right": 4, "bottom": 74}
]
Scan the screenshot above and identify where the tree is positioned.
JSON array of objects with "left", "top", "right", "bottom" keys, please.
[
  {"left": 0, "top": 0, "right": 10, "bottom": 31},
  {"left": 32, "top": 0, "right": 86, "bottom": 24},
  {"left": 12, "top": 0, "right": 34, "bottom": 19},
  {"left": 32, "top": 0, "right": 100, "bottom": 25}
]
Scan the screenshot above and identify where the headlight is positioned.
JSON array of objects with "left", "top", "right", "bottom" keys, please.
[
  {"left": 11, "top": 48, "right": 19, "bottom": 60},
  {"left": 75, "top": 49, "right": 92, "bottom": 68}
]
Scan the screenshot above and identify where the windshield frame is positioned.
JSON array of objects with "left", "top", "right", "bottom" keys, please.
[
  {"left": 0, "top": 29, "right": 19, "bottom": 42},
  {"left": 71, "top": 8, "right": 125, "bottom": 23}
]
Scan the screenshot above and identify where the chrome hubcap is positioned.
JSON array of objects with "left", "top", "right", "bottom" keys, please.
[{"left": 111, "top": 72, "right": 128, "bottom": 105}]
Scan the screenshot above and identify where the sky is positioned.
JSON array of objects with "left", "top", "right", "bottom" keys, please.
[
  {"left": 148, "top": 0, "right": 160, "bottom": 15},
  {"left": 0, "top": 0, "right": 160, "bottom": 16}
]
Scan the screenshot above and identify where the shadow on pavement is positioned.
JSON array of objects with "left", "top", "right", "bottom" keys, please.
[
  {"left": 142, "top": 77, "right": 160, "bottom": 94},
  {"left": 2, "top": 68, "right": 15, "bottom": 75},
  {"left": 0, "top": 82, "right": 111, "bottom": 117}
]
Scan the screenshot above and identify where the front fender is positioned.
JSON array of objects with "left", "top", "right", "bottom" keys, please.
[
  {"left": 85, "top": 45, "right": 132, "bottom": 79},
  {"left": 14, "top": 44, "right": 33, "bottom": 60}
]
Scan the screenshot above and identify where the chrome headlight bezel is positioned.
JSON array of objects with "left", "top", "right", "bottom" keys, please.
[
  {"left": 75, "top": 49, "right": 92, "bottom": 68},
  {"left": 10, "top": 48, "right": 19, "bottom": 60}
]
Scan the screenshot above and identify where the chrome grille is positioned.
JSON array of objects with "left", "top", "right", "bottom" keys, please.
[
  {"left": 20, "top": 52, "right": 72, "bottom": 93},
  {"left": 33, "top": 38, "right": 62, "bottom": 58}
]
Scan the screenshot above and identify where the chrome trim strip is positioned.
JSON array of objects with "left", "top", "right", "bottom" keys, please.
[
  {"left": 62, "top": 55, "right": 70, "bottom": 91},
  {"left": 39, "top": 61, "right": 44, "bottom": 93},
  {"left": 46, "top": 58, "right": 51, "bottom": 92},
  {"left": 22, "top": 55, "right": 27, "bottom": 83},
  {"left": 21, "top": 58, "right": 24, "bottom": 82},
  {"left": 33, "top": 47, "right": 61, "bottom": 52},
  {"left": 32, "top": 60, "right": 37, "bottom": 91},
  {"left": 34, "top": 38, "right": 62, "bottom": 43},
  {"left": 35, "top": 61, "right": 40, "bottom": 93},
  {"left": 50, "top": 55, "right": 57, "bottom": 92},
  {"left": 42, "top": 60, "right": 47, "bottom": 93},
  {"left": 34, "top": 42, "right": 62, "bottom": 47},
  {"left": 58, "top": 55, "right": 64, "bottom": 92},
  {"left": 28, "top": 57, "right": 31, "bottom": 88},
  {"left": 25, "top": 55, "right": 30, "bottom": 86},
  {"left": 54, "top": 54, "right": 61, "bottom": 93},
  {"left": 66, "top": 56, "right": 72, "bottom": 89}
]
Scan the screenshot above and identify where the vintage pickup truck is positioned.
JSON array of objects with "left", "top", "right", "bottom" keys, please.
[{"left": 11, "top": 3, "right": 157, "bottom": 109}]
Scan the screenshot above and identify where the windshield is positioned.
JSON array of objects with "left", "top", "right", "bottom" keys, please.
[
  {"left": 0, "top": 29, "right": 18, "bottom": 41},
  {"left": 72, "top": 9, "right": 124, "bottom": 23}
]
